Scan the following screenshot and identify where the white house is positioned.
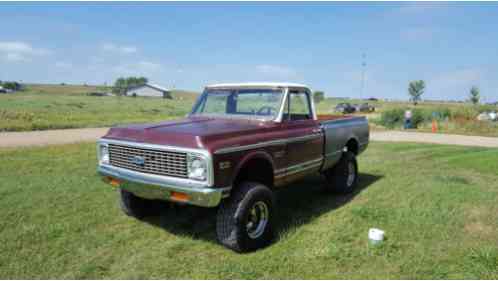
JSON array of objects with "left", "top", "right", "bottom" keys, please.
[{"left": 125, "top": 83, "right": 171, "bottom": 98}]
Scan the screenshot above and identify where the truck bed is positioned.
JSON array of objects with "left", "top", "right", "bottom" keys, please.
[
  {"left": 317, "top": 114, "right": 369, "bottom": 171},
  {"left": 317, "top": 114, "right": 360, "bottom": 122}
]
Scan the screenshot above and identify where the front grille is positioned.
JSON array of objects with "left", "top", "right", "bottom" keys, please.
[{"left": 108, "top": 144, "right": 188, "bottom": 178}]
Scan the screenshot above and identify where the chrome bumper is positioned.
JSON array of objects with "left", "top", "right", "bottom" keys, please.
[{"left": 98, "top": 164, "right": 229, "bottom": 207}]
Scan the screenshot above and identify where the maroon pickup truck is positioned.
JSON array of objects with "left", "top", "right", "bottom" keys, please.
[{"left": 98, "top": 82, "right": 369, "bottom": 252}]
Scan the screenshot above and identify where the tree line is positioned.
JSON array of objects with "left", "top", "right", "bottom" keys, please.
[
  {"left": 408, "top": 80, "right": 481, "bottom": 105},
  {"left": 112, "top": 77, "right": 148, "bottom": 95},
  {"left": 0, "top": 81, "right": 23, "bottom": 91}
]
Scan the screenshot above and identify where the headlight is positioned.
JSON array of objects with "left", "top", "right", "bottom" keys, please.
[
  {"left": 98, "top": 143, "right": 109, "bottom": 165},
  {"left": 187, "top": 154, "right": 207, "bottom": 181}
]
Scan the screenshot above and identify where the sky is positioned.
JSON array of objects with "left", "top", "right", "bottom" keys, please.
[{"left": 0, "top": 2, "right": 497, "bottom": 102}]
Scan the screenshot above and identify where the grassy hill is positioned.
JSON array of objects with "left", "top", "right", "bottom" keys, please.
[{"left": 0, "top": 84, "right": 200, "bottom": 132}]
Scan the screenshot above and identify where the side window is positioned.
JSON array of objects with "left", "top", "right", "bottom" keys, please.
[{"left": 285, "top": 91, "right": 312, "bottom": 121}]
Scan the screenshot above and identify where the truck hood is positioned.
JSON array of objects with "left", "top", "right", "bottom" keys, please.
[{"left": 103, "top": 116, "right": 275, "bottom": 150}]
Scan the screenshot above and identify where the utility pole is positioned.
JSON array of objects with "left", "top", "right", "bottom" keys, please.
[{"left": 360, "top": 53, "right": 366, "bottom": 99}]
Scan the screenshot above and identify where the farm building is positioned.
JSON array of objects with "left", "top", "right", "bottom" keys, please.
[{"left": 125, "top": 83, "right": 171, "bottom": 98}]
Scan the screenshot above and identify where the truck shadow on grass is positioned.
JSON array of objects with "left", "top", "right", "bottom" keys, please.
[{"left": 141, "top": 173, "right": 382, "bottom": 246}]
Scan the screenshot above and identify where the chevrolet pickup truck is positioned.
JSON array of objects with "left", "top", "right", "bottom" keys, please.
[{"left": 98, "top": 82, "right": 369, "bottom": 252}]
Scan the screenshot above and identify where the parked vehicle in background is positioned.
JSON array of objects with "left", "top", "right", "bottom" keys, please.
[
  {"left": 97, "top": 82, "right": 369, "bottom": 252},
  {"left": 0, "top": 88, "right": 13, "bottom": 94},
  {"left": 477, "top": 111, "right": 498, "bottom": 121},
  {"left": 356, "top": 103, "right": 375, "bottom": 112},
  {"left": 335, "top": 102, "right": 356, "bottom": 114}
]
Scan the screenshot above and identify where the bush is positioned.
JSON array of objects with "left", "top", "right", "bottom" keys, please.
[
  {"left": 411, "top": 109, "right": 426, "bottom": 128},
  {"left": 378, "top": 108, "right": 405, "bottom": 129},
  {"left": 378, "top": 108, "right": 438, "bottom": 129}
]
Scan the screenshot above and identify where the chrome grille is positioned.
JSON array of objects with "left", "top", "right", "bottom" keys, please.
[{"left": 108, "top": 144, "right": 188, "bottom": 178}]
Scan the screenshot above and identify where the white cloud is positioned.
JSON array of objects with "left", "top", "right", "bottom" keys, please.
[
  {"left": 102, "top": 43, "right": 137, "bottom": 55},
  {"left": 0, "top": 41, "right": 34, "bottom": 53},
  {"left": 256, "top": 64, "right": 296, "bottom": 77},
  {"left": 0, "top": 41, "right": 50, "bottom": 62},
  {"left": 4, "top": 53, "right": 28, "bottom": 62}
]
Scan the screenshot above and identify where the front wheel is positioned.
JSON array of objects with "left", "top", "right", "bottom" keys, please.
[
  {"left": 216, "top": 182, "right": 275, "bottom": 252},
  {"left": 119, "top": 189, "right": 159, "bottom": 219},
  {"left": 323, "top": 151, "right": 358, "bottom": 194}
]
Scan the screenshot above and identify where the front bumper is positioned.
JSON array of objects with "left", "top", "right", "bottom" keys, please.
[{"left": 98, "top": 164, "right": 230, "bottom": 207}]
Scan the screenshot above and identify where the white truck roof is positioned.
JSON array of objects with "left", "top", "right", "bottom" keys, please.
[{"left": 206, "top": 82, "right": 310, "bottom": 89}]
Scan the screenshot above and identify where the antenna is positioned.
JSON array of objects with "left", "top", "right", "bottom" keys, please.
[{"left": 360, "top": 53, "right": 366, "bottom": 99}]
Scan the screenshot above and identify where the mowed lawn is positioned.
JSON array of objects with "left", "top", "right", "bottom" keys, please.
[{"left": 0, "top": 142, "right": 497, "bottom": 279}]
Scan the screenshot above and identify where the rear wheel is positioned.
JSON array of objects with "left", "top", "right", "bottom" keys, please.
[
  {"left": 324, "top": 151, "right": 358, "bottom": 194},
  {"left": 119, "top": 189, "right": 159, "bottom": 219},
  {"left": 216, "top": 182, "right": 275, "bottom": 252}
]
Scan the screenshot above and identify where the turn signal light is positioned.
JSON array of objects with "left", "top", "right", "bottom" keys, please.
[
  {"left": 170, "top": 191, "right": 189, "bottom": 202},
  {"left": 107, "top": 177, "right": 121, "bottom": 187}
]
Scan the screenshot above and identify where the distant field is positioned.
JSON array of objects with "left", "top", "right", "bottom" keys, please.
[
  {"left": 0, "top": 84, "right": 199, "bottom": 131},
  {"left": 0, "top": 84, "right": 497, "bottom": 137},
  {"left": 316, "top": 98, "right": 498, "bottom": 137},
  {"left": 0, "top": 142, "right": 497, "bottom": 278}
]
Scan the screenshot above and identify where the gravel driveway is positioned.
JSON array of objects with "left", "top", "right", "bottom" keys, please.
[
  {"left": 0, "top": 128, "right": 109, "bottom": 148},
  {"left": 1, "top": 128, "right": 498, "bottom": 148},
  {"left": 371, "top": 131, "right": 498, "bottom": 148}
]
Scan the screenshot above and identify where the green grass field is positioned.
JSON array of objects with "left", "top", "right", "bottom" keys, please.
[
  {"left": 0, "top": 84, "right": 198, "bottom": 132},
  {"left": 3, "top": 83, "right": 497, "bottom": 137},
  {"left": 0, "top": 142, "right": 497, "bottom": 279}
]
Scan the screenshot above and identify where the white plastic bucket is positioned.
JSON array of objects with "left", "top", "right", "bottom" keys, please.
[{"left": 368, "top": 228, "right": 385, "bottom": 245}]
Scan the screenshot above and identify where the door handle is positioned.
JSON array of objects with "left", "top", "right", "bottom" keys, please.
[{"left": 312, "top": 128, "right": 322, "bottom": 134}]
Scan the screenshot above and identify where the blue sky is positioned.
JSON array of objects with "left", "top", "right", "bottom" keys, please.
[{"left": 0, "top": 2, "right": 497, "bottom": 101}]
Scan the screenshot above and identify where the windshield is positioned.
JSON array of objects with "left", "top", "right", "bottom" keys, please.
[{"left": 191, "top": 88, "right": 284, "bottom": 120}]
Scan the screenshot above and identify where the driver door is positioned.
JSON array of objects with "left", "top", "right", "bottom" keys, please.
[{"left": 280, "top": 90, "right": 323, "bottom": 181}]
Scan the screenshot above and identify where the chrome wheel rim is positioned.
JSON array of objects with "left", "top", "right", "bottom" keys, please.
[
  {"left": 347, "top": 162, "right": 356, "bottom": 187},
  {"left": 246, "top": 201, "right": 269, "bottom": 239}
]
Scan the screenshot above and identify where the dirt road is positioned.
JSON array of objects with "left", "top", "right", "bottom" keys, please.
[
  {"left": 0, "top": 128, "right": 109, "bottom": 148},
  {"left": 1, "top": 128, "right": 498, "bottom": 149},
  {"left": 371, "top": 131, "right": 498, "bottom": 148}
]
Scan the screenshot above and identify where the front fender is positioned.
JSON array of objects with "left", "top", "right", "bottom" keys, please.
[{"left": 230, "top": 150, "right": 275, "bottom": 186}]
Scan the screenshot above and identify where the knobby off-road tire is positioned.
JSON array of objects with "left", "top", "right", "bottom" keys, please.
[
  {"left": 324, "top": 151, "right": 358, "bottom": 194},
  {"left": 119, "top": 189, "right": 159, "bottom": 219},
  {"left": 216, "top": 182, "right": 275, "bottom": 253}
]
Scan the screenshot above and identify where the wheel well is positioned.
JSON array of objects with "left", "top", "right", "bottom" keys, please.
[
  {"left": 233, "top": 158, "right": 274, "bottom": 188},
  {"left": 346, "top": 139, "right": 359, "bottom": 155}
]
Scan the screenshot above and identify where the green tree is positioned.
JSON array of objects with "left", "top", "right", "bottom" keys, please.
[
  {"left": 313, "top": 91, "right": 325, "bottom": 104},
  {"left": 408, "top": 80, "right": 425, "bottom": 105},
  {"left": 469, "top": 86, "right": 480, "bottom": 105},
  {"left": 112, "top": 77, "right": 148, "bottom": 95},
  {"left": 3, "top": 81, "right": 22, "bottom": 91},
  {"left": 112, "top": 77, "right": 127, "bottom": 95}
]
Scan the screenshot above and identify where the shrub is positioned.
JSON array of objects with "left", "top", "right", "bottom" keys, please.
[
  {"left": 377, "top": 108, "right": 439, "bottom": 129},
  {"left": 411, "top": 109, "right": 426, "bottom": 128},
  {"left": 378, "top": 108, "right": 405, "bottom": 129},
  {"left": 432, "top": 107, "right": 452, "bottom": 121}
]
